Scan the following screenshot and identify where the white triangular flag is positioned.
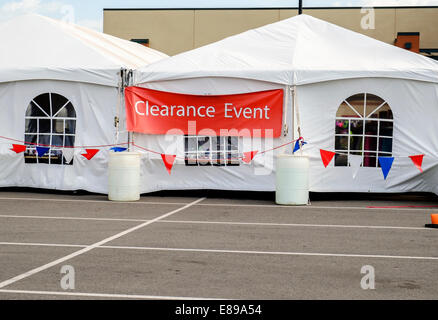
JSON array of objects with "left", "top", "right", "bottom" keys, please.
[
  {"left": 62, "top": 148, "right": 75, "bottom": 164},
  {"left": 349, "top": 154, "right": 363, "bottom": 179}
]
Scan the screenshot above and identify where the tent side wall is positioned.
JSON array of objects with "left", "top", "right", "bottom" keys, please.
[
  {"left": 0, "top": 80, "right": 122, "bottom": 193},
  {"left": 134, "top": 77, "right": 295, "bottom": 193},
  {"left": 135, "top": 76, "right": 438, "bottom": 195},
  {"left": 298, "top": 78, "right": 438, "bottom": 195}
]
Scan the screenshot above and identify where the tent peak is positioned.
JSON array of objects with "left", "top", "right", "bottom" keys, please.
[
  {"left": 0, "top": 14, "right": 168, "bottom": 86},
  {"left": 135, "top": 13, "right": 438, "bottom": 86}
]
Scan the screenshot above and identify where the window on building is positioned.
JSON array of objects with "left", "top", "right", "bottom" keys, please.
[
  {"left": 335, "top": 93, "right": 393, "bottom": 168},
  {"left": 131, "top": 39, "right": 150, "bottom": 47},
  {"left": 24, "top": 93, "right": 76, "bottom": 165},
  {"left": 184, "top": 136, "right": 240, "bottom": 167}
]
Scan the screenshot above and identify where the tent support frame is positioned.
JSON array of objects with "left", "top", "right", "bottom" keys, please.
[
  {"left": 292, "top": 85, "right": 303, "bottom": 155},
  {"left": 118, "top": 68, "right": 134, "bottom": 152}
]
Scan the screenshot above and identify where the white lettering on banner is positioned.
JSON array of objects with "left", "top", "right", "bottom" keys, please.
[
  {"left": 135, "top": 101, "right": 145, "bottom": 116},
  {"left": 135, "top": 101, "right": 273, "bottom": 120},
  {"left": 225, "top": 103, "right": 270, "bottom": 119}
]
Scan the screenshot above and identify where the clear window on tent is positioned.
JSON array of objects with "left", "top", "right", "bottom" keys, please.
[
  {"left": 184, "top": 136, "right": 240, "bottom": 167},
  {"left": 335, "top": 93, "right": 393, "bottom": 168},
  {"left": 24, "top": 93, "right": 77, "bottom": 165}
]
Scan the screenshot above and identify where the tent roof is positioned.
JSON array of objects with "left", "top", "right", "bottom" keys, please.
[
  {"left": 0, "top": 14, "right": 168, "bottom": 87},
  {"left": 135, "top": 14, "right": 438, "bottom": 86}
]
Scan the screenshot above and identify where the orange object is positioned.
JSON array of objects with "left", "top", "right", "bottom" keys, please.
[
  {"left": 395, "top": 32, "right": 420, "bottom": 53},
  {"left": 431, "top": 214, "right": 438, "bottom": 225}
]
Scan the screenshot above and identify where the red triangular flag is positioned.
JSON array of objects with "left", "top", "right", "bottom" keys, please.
[
  {"left": 161, "top": 154, "right": 176, "bottom": 175},
  {"left": 320, "top": 149, "right": 336, "bottom": 168},
  {"left": 81, "top": 149, "right": 99, "bottom": 160},
  {"left": 242, "top": 151, "right": 259, "bottom": 164},
  {"left": 11, "top": 144, "right": 26, "bottom": 154},
  {"left": 409, "top": 154, "right": 424, "bottom": 173}
]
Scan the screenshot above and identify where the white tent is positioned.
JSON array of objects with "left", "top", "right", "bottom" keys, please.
[
  {"left": 0, "top": 14, "right": 168, "bottom": 193},
  {"left": 133, "top": 14, "right": 438, "bottom": 195}
]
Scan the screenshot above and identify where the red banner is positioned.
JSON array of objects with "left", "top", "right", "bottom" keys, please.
[{"left": 125, "top": 87, "right": 284, "bottom": 137}]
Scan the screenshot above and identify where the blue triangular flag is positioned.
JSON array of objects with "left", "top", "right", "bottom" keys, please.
[
  {"left": 293, "top": 140, "right": 307, "bottom": 153},
  {"left": 36, "top": 146, "right": 50, "bottom": 157},
  {"left": 378, "top": 156, "right": 395, "bottom": 180},
  {"left": 110, "top": 147, "right": 128, "bottom": 153}
]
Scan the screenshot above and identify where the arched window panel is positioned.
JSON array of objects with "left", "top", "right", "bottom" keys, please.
[
  {"left": 334, "top": 93, "right": 393, "bottom": 168},
  {"left": 32, "top": 93, "right": 51, "bottom": 116},
  {"left": 54, "top": 102, "right": 76, "bottom": 118},
  {"left": 51, "top": 93, "right": 69, "bottom": 116},
  {"left": 26, "top": 100, "right": 49, "bottom": 117},
  {"left": 24, "top": 93, "right": 76, "bottom": 165},
  {"left": 346, "top": 93, "right": 366, "bottom": 117}
]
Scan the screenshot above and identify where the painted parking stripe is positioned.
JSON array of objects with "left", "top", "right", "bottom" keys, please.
[
  {"left": 0, "top": 289, "right": 223, "bottom": 300},
  {"left": 0, "top": 242, "right": 437, "bottom": 261},
  {"left": 0, "top": 214, "right": 147, "bottom": 223},
  {"left": 0, "top": 196, "right": 435, "bottom": 211},
  {"left": 198, "top": 203, "right": 436, "bottom": 211},
  {"left": 162, "top": 219, "right": 429, "bottom": 231},
  {"left": 0, "top": 197, "right": 206, "bottom": 289},
  {"left": 0, "top": 215, "right": 430, "bottom": 231},
  {"left": 0, "top": 197, "right": 186, "bottom": 206}
]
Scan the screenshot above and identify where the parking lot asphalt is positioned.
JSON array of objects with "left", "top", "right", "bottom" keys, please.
[{"left": 0, "top": 189, "right": 437, "bottom": 300}]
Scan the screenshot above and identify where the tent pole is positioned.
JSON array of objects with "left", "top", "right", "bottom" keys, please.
[
  {"left": 299, "top": 0, "right": 303, "bottom": 15},
  {"left": 293, "top": 85, "right": 303, "bottom": 155},
  {"left": 120, "top": 68, "right": 133, "bottom": 152},
  {"left": 290, "top": 86, "right": 295, "bottom": 147},
  {"left": 115, "top": 68, "right": 123, "bottom": 147},
  {"left": 127, "top": 70, "right": 134, "bottom": 152}
]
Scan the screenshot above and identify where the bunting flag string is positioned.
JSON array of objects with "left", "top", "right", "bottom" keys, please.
[
  {"left": 0, "top": 134, "right": 130, "bottom": 149},
  {"left": 0, "top": 134, "right": 434, "bottom": 179},
  {"left": 378, "top": 157, "right": 395, "bottom": 180},
  {"left": 242, "top": 151, "right": 259, "bottom": 164},
  {"left": 161, "top": 154, "right": 177, "bottom": 175},
  {"left": 62, "top": 148, "right": 75, "bottom": 164},
  {"left": 36, "top": 146, "right": 50, "bottom": 158},
  {"left": 348, "top": 154, "right": 363, "bottom": 179},
  {"left": 320, "top": 149, "right": 336, "bottom": 168},
  {"left": 409, "top": 154, "right": 424, "bottom": 173},
  {"left": 81, "top": 149, "right": 99, "bottom": 161},
  {"left": 10, "top": 144, "right": 26, "bottom": 154},
  {"left": 110, "top": 147, "right": 128, "bottom": 153},
  {"left": 318, "top": 149, "right": 429, "bottom": 180},
  {"left": 293, "top": 137, "right": 307, "bottom": 154}
]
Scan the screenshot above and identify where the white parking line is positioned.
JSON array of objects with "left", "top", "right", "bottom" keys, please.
[
  {"left": 0, "top": 196, "right": 435, "bottom": 211},
  {"left": 0, "top": 241, "right": 437, "bottom": 261},
  {"left": 0, "top": 197, "right": 186, "bottom": 206},
  {"left": 199, "top": 203, "right": 436, "bottom": 211},
  {"left": 162, "top": 219, "right": 428, "bottom": 231},
  {"left": 0, "top": 214, "right": 147, "bottom": 223},
  {"left": 0, "top": 289, "right": 223, "bottom": 300},
  {"left": 0, "top": 214, "right": 429, "bottom": 231},
  {"left": 101, "top": 246, "right": 438, "bottom": 261},
  {"left": 0, "top": 197, "right": 206, "bottom": 289},
  {"left": 0, "top": 242, "right": 85, "bottom": 248}
]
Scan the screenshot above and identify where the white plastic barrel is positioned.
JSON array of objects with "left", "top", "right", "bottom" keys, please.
[
  {"left": 275, "top": 154, "right": 310, "bottom": 205},
  {"left": 108, "top": 152, "right": 141, "bottom": 202}
]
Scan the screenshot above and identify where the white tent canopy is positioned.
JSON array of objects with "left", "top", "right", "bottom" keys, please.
[
  {"left": 132, "top": 14, "right": 438, "bottom": 196},
  {"left": 0, "top": 14, "right": 168, "bottom": 87},
  {"left": 0, "top": 14, "right": 168, "bottom": 193},
  {"left": 135, "top": 14, "right": 438, "bottom": 86}
]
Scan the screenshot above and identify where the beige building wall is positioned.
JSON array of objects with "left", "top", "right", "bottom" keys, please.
[
  {"left": 396, "top": 8, "right": 438, "bottom": 48},
  {"left": 104, "top": 10, "right": 195, "bottom": 55},
  {"left": 193, "top": 9, "right": 280, "bottom": 48},
  {"left": 104, "top": 7, "right": 438, "bottom": 56}
]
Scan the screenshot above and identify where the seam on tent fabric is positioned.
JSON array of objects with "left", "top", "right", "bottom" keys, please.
[
  {"left": 290, "top": 17, "right": 304, "bottom": 86},
  {"left": 39, "top": 15, "right": 166, "bottom": 72},
  {"left": 72, "top": 23, "right": 168, "bottom": 67}
]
